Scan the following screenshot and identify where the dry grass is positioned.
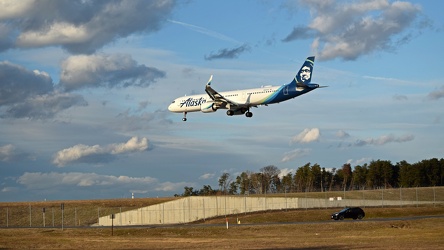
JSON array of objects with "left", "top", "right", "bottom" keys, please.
[
  {"left": 204, "top": 206, "right": 444, "bottom": 224},
  {"left": 1, "top": 188, "right": 443, "bottom": 249},
  {"left": 0, "top": 197, "right": 177, "bottom": 227},
  {"left": 1, "top": 218, "right": 444, "bottom": 249},
  {"left": 0, "top": 206, "right": 444, "bottom": 249}
]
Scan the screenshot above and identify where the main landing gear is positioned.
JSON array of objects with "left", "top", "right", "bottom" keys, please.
[
  {"left": 226, "top": 109, "right": 253, "bottom": 118},
  {"left": 182, "top": 109, "right": 252, "bottom": 121}
]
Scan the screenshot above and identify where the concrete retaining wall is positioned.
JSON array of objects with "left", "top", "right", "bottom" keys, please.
[{"left": 96, "top": 196, "right": 435, "bottom": 226}]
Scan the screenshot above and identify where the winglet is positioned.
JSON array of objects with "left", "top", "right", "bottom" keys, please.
[{"left": 207, "top": 75, "right": 213, "bottom": 86}]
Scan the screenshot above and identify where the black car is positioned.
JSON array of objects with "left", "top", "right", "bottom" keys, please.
[{"left": 331, "top": 207, "right": 365, "bottom": 220}]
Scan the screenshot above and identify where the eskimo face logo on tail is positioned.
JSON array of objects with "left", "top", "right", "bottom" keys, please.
[
  {"left": 180, "top": 97, "right": 206, "bottom": 108},
  {"left": 299, "top": 66, "right": 311, "bottom": 82},
  {"left": 296, "top": 58, "right": 314, "bottom": 83}
]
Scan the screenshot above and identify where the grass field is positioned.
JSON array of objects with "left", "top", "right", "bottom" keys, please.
[
  {"left": 1, "top": 188, "right": 444, "bottom": 249},
  {"left": 2, "top": 187, "right": 443, "bottom": 228},
  {"left": 1, "top": 211, "right": 443, "bottom": 249}
]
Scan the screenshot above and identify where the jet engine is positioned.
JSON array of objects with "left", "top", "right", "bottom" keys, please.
[
  {"left": 200, "top": 101, "right": 218, "bottom": 113},
  {"left": 226, "top": 108, "right": 247, "bottom": 116}
]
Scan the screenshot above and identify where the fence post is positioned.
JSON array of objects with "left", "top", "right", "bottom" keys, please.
[
  {"left": 43, "top": 208, "right": 46, "bottom": 227},
  {"left": 61, "top": 203, "right": 64, "bottom": 231},
  {"left": 224, "top": 196, "right": 227, "bottom": 216},
  {"left": 433, "top": 186, "right": 436, "bottom": 207},
  {"left": 400, "top": 187, "right": 402, "bottom": 207},
  {"left": 244, "top": 195, "right": 247, "bottom": 215},
  {"left": 416, "top": 187, "right": 418, "bottom": 208},
  {"left": 362, "top": 191, "right": 365, "bottom": 208},
  {"left": 202, "top": 199, "right": 205, "bottom": 222},
  {"left": 381, "top": 189, "right": 384, "bottom": 208},
  {"left": 29, "top": 204, "right": 32, "bottom": 227},
  {"left": 286, "top": 190, "right": 288, "bottom": 211}
]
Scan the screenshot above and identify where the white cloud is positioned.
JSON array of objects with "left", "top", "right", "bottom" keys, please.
[
  {"left": 2, "top": 0, "right": 177, "bottom": 53},
  {"left": 347, "top": 157, "right": 373, "bottom": 166},
  {"left": 52, "top": 137, "right": 149, "bottom": 167},
  {"left": 427, "top": 86, "right": 444, "bottom": 100},
  {"left": 199, "top": 173, "right": 215, "bottom": 180},
  {"left": 0, "top": 144, "right": 30, "bottom": 162},
  {"left": 17, "top": 172, "right": 157, "bottom": 190},
  {"left": 0, "top": 61, "right": 87, "bottom": 119},
  {"left": 278, "top": 168, "right": 295, "bottom": 178},
  {"left": 5, "top": 92, "right": 87, "bottom": 119},
  {"left": 154, "top": 181, "right": 194, "bottom": 192},
  {"left": 0, "top": 0, "right": 33, "bottom": 19},
  {"left": 52, "top": 144, "right": 105, "bottom": 167},
  {"left": 130, "top": 190, "right": 149, "bottom": 194},
  {"left": 1, "top": 186, "right": 17, "bottom": 193},
  {"left": 0, "top": 144, "right": 15, "bottom": 161},
  {"left": 291, "top": 128, "right": 320, "bottom": 144},
  {"left": 336, "top": 130, "right": 350, "bottom": 139},
  {"left": 17, "top": 22, "right": 91, "bottom": 48},
  {"left": 59, "top": 54, "right": 165, "bottom": 91},
  {"left": 0, "top": 61, "right": 53, "bottom": 106},
  {"left": 354, "top": 134, "right": 414, "bottom": 146},
  {"left": 283, "top": 0, "right": 424, "bottom": 60},
  {"left": 281, "top": 148, "right": 311, "bottom": 162},
  {"left": 110, "top": 137, "right": 148, "bottom": 154}
]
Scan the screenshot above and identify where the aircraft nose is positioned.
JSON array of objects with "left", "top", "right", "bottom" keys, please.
[{"left": 168, "top": 102, "right": 177, "bottom": 112}]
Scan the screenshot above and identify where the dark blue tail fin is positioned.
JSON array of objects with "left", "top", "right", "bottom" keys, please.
[{"left": 292, "top": 56, "right": 315, "bottom": 88}]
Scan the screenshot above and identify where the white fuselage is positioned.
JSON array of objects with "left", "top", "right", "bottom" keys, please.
[
  {"left": 168, "top": 85, "right": 282, "bottom": 113},
  {"left": 168, "top": 56, "right": 320, "bottom": 121}
]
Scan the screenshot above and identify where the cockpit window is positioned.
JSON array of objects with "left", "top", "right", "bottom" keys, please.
[{"left": 171, "top": 101, "right": 175, "bottom": 104}]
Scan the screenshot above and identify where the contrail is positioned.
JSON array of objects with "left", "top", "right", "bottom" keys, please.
[
  {"left": 168, "top": 19, "right": 296, "bottom": 62},
  {"left": 167, "top": 19, "right": 242, "bottom": 45}
]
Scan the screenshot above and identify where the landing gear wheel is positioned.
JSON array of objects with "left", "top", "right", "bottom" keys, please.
[
  {"left": 182, "top": 112, "right": 187, "bottom": 122},
  {"left": 245, "top": 111, "right": 253, "bottom": 118},
  {"left": 182, "top": 117, "right": 187, "bottom": 121}
]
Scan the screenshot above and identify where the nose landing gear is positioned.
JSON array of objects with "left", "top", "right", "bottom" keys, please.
[{"left": 182, "top": 112, "right": 187, "bottom": 121}]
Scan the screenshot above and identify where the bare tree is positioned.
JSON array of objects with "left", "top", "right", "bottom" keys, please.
[
  {"left": 260, "top": 165, "right": 280, "bottom": 193},
  {"left": 342, "top": 163, "right": 352, "bottom": 191},
  {"left": 329, "top": 168, "right": 337, "bottom": 191},
  {"left": 218, "top": 173, "right": 231, "bottom": 195}
]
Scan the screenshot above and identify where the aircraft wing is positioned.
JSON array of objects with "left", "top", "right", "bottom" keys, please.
[{"left": 204, "top": 75, "right": 242, "bottom": 109}]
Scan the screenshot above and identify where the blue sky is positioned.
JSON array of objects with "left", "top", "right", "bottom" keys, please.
[{"left": 1, "top": 0, "right": 443, "bottom": 201}]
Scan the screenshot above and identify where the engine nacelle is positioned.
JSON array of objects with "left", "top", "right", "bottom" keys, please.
[
  {"left": 200, "top": 101, "right": 218, "bottom": 113},
  {"left": 226, "top": 108, "right": 247, "bottom": 116}
]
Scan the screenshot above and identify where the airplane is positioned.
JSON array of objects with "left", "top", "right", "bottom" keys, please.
[{"left": 168, "top": 56, "right": 324, "bottom": 121}]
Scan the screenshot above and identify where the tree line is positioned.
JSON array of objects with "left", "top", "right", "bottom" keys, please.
[{"left": 176, "top": 158, "right": 444, "bottom": 196}]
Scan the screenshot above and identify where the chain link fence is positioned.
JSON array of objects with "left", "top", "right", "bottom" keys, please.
[{"left": 1, "top": 187, "right": 443, "bottom": 227}]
